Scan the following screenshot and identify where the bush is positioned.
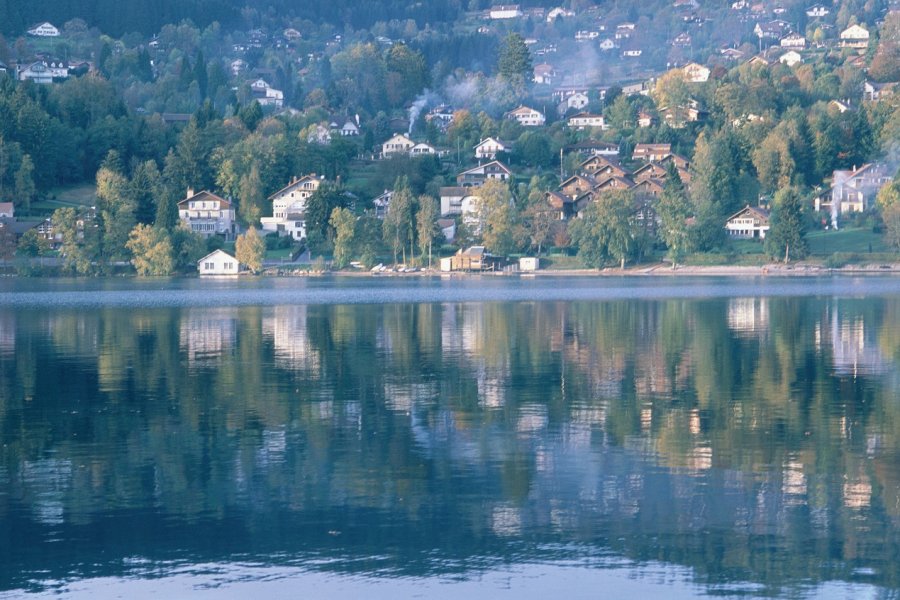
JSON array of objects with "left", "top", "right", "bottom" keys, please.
[{"left": 823, "top": 252, "right": 856, "bottom": 268}]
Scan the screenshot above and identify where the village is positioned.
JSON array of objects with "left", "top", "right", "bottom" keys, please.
[{"left": 1, "top": 0, "right": 899, "bottom": 275}]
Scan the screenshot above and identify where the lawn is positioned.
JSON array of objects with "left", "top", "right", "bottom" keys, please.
[
  {"left": 44, "top": 184, "right": 98, "bottom": 207},
  {"left": 806, "top": 227, "right": 890, "bottom": 255}
]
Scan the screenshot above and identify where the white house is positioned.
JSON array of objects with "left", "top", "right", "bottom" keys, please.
[
  {"left": 27, "top": 22, "right": 59, "bottom": 37},
  {"left": 475, "top": 137, "right": 508, "bottom": 160},
  {"left": 249, "top": 79, "right": 284, "bottom": 107},
  {"left": 489, "top": 4, "right": 522, "bottom": 19},
  {"left": 340, "top": 120, "right": 359, "bottom": 136},
  {"left": 372, "top": 190, "right": 392, "bottom": 219},
  {"left": 806, "top": 3, "right": 830, "bottom": 17},
  {"left": 564, "top": 91, "right": 590, "bottom": 111},
  {"left": 410, "top": 142, "right": 438, "bottom": 156},
  {"left": 780, "top": 32, "right": 807, "bottom": 49},
  {"left": 198, "top": 249, "right": 240, "bottom": 276},
  {"left": 261, "top": 175, "right": 323, "bottom": 240},
  {"left": 567, "top": 112, "right": 606, "bottom": 129},
  {"left": 779, "top": 50, "right": 803, "bottom": 67},
  {"left": 840, "top": 24, "right": 870, "bottom": 49},
  {"left": 0, "top": 203, "right": 13, "bottom": 218},
  {"left": 622, "top": 49, "right": 643, "bottom": 57},
  {"left": 599, "top": 38, "right": 617, "bottom": 51},
  {"left": 440, "top": 186, "right": 482, "bottom": 217},
  {"left": 533, "top": 63, "right": 556, "bottom": 85},
  {"left": 682, "top": 62, "right": 711, "bottom": 82},
  {"left": 18, "top": 61, "right": 68, "bottom": 84},
  {"left": 725, "top": 206, "right": 770, "bottom": 239},
  {"left": 178, "top": 190, "right": 236, "bottom": 240},
  {"left": 504, "top": 105, "right": 545, "bottom": 126},
  {"left": 382, "top": 133, "right": 415, "bottom": 156}
]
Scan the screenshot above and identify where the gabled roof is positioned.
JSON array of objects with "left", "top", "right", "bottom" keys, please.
[
  {"left": 178, "top": 190, "right": 231, "bottom": 208},
  {"left": 459, "top": 160, "right": 512, "bottom": 177},
  {"left": 474, "top": 136, "right": 508, "bottom": 149},
  {"left": 268, "top": 175, "right": 321, "bottom": 200},
  {"left": 726, "top": 205, "right": 770, "bottom": 222},
  {"left": 198, "top": 249, "right": 237, "bottom": 263}
]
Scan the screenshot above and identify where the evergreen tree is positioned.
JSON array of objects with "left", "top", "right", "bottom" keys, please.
[
  {"left": 765, "top": 187, "right": 808, "bottom": 263},
  {"left": 657, "top": 164, "right": 693, "bottom": 269},
  {"left": 497, "top": 33, "right": 532, "bottom": 92}
]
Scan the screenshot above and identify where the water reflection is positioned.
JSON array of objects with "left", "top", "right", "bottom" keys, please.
[{"left": 1, "top": 284, "right": 900, "bottom": 597}]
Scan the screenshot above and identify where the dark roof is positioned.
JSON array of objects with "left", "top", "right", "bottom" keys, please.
[{"left": 178, "top": 190, "right": 231, "bottom": 208}]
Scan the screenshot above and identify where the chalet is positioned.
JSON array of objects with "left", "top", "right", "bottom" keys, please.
[
  {"left": 659, "top": 153, "right": 691, "bottom": 171},
  {"left": 779, "top": 50, "right": 803, "bottom": 67},
  {"left": 559, "top": 175, "right": 598, "bottom": 198},
  {"left": 0, "top": 218, "right": 40, "bottom": 243},
  {"left": 382, "top": 133, "right": 415, "bottom": 156},
  {"left": 567, "top": 113, "right": 606, "bottom": 129},
  {"left": 426, "top": 105, "right": 455, "bottom": 131},
  {"left": 505, "top": 105, "right": 545, "bottom": 126},
  {"left": 682, "top": 62, "right": 710, "bottom": 83},
  {"left": 178, "top": 190, "right": 236, "bottom": 240},
  {"left": 814, "top": 163, "right": 893, "bottom": 217},
  {"left": 863, "top": 80, "right": 897, "bottom": 102},
  {"left": 755, "top": 20, "right": 791, "bottom": 40},
  {"left": 780, "top": 32, "right": 807, "bottom": 49},
  {"left": 720, "top": 47, "right": 746, "bottom": 61},
  {"left": 533, "top": 63, "right": 556, "bottom": 85},
  {"left": 371, "top": 190, "right": 392, "bottom": 219},
  {"left": 746, "top": 55, "right": 774, "bottom": 68},
  {"left": 439, "top": 186, "right": 480, "bottom": 216},
  {"left": 566, "top": 140, "right": 619, "bottom": 156},
  {"left": 283, "top": 28, "right": 302, "bottom": 41},
  {"left": 552, "top": 85, "right": 590, "bottom": 102},
  {"left": 456, "top": 161, "right": 512, "bottom": 187},
  {"left": 840, "top": 24, "right": 869, "bottom": 49},
  {"left": 622, "top": 81, "right": 650, "bottom": 96},
  {"left": 18, "top": 61, "right": 68, "bottom": 84},
  {"left": 673, "top": 32, "right": 692, "bottom": 47},
  {"left": 438, "top": 218, "right": 456, "bottom": 242},
  {"left": 0, "top": 203, "right": 12, "bottom": 218},
  {"left": 633, "top": 162, "right": 668, "bottom": 182},
  {"left": 475, "top": 137, "right": 509, "bottom": 160},
  {"left": 599, "top": 38, "right": 617, "bottom": 51},
  {"left": 249, "top": 79, "right": 284, "bottom": 107},
  {"left": 197, "top": 249, "right": 240, "bottom": 276},
  {"left": 637, "top": 111, "right": 656, "bottom": 128},
  {"left": 260, "top": 175, "right": 323, "bottom": 240},
  {"left": 27, "top": 22, "right": 59, "bottom": 37},
  {"left": 561, "top": 92, "right": 590, "bottom": 113},
  {"left": 440, "top": 246, "right": 504, "bottom": 271},
  {"left": 725, "top": 206, "right": 770, "bottom": 239},
  {"left": 489, "top": 5, "right": 522, "bottom": 19},
  {"left": 806, "top": 3, "right": 830, "bottom": 17},
  {"left": 631, "top": 178, "right": 666, "bottom": 198},
  {"left": 633, "top": 143, "right": 672, "bottom": 162},
  {"left": 579, "top": 155, "right": 630, "bottom": 178},
  {"left": 410, "top": 142, "right": 438, "bottom": 156},
  {"left": 545, "top": 190, "right": 578, "bottom": 220},
  {"left": 340, "top": 120, "right": 359, "bottom": 136},
  {"left": 547, "top": 6, "right": 574, "bottom": 21},
  {"left": 593, "top": 175, "right": 635, "bottom": 192}
]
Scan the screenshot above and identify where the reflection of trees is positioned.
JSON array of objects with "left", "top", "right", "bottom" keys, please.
[{"left": 0, "top": 296, "right": 900, "bottom": 591}]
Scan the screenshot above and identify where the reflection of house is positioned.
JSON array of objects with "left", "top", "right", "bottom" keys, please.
[
  {"left": 197, "top": 249, "right": 239, "bottom": 276},
  {"left": 727, "top": 297, "right": 769, "bottom": 335},
  {"left": 177, "top": 190, "right": 236, "bottom": 239},
  {"left": 261, "top": 305, "right": 320, "bottom": 371},
  {"left": 179, "top": 308, "right": 237, "bottom": 366},
  {"left": 725, "top": 205, "right": 770, "bottom": 239},
  {"left": 261, "top": 174, "right": 323, "bottom": 239}
]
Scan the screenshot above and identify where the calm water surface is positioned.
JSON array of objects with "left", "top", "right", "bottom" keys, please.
[{"left": 1, "top": 275, "right": 899, "bottom": 598}]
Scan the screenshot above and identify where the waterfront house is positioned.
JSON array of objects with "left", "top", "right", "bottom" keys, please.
[
  {"left": 725, "top": 205, "right": 770, "bottom": 239},
  {"left": 178, "top": 190, "right": 236, "bottom": 240},
  {"left": 197, "top": 249, "right": 240, "bottom": 276},
  {"left": 261, "top": 175, "right": 323, "bottom": 240}
]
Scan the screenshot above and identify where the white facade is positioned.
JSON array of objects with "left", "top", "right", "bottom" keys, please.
[
  {"left": 410, "top": 142, "right": 437, "bottom": 155},
  {"left": 250, "top": 79, "right": 284, "bottom": 107},
  {"left": 682, "top": 62, "right": 710, "bottom": 83},
  {"left": 178, "top": 191, "right": 236, "bottom": 239},
  {"left": 340, "top": 120, "right": 359, "bottom": 136},
  {"left": 261, "top": 175, "right": 323, "bottom": 240},
  {"left": 382, "top": 133, "right": 415, "bottom": 156},
  {"left": 505, "top": 106, "right": 545, "bottom": 126},
  {"left": 779, "top": 51, "right": 803, "bottom": 66},
  {"left": 567, "top": 113, "right": 606, "bottom": 129},
  {"left": 27, "top": 22, "right": 59, "bottom": 37},
  {"left": 18, "top": 61, "right": 68, "bottom": 84},
  {"left": 475, "top": 137, "right": 507, "bottom": 160},
  {"left": 489, "top": 4, "right": 522, "bottom": 19},
  {"left": 840, "top": 25, "right": 870, "bottom": 48},
  {"left": 198, "top": 250, "right": 240, "bottom": 276}
]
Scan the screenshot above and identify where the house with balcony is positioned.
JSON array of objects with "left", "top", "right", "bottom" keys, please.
[{"left": 178, "top": 190, "right": 236, "bottom": 239}]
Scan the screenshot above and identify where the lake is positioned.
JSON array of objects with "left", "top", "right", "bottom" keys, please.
[{"left": 1, "top": 275, "right": 899, "bottom": 599}]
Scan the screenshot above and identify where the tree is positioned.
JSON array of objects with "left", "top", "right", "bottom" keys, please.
[
  {"left": 475, "top": 179, "right": 518, "bottom": 256},
  {"left": 383, "top": 178, "right": 415, "bottom": 264},
  {"left": 126, "top": 224, "right": 174, "bottom": 275},
  {"left": 657, "top": 165, "right": 693, "bottom": 269},
  {"left": 884, "top": 203, "right": 900, "bottom": 251},
  {"left": 497, "top": 33, "right": 532, "bottom": 93},
  {"left": 53, "top": 207, "right": 100, "bottom": 275},
  {"left": 765, "top": 187, "right": 808, "bottom": 263},
  {"left": 16, "top": 228, "right": 50, "bottom": 257},
  {"left": 235, "top": 226, "right": 265, "bottom": 273},
  {"left": 569, "top": 190, "right": 635, "bottom": 269},
  {"left": 416, "top": 194, "right": 439, "bottom": 268},
  {"left": 330, "top": 207, "right": 356, "bottom": 268},
  {"left": 130, "top": 160, "right": 162, "bottom": 225},
  {"left": 238, "top": 163, "right": 265, "bottom": 226},
  {"left": 155, "top": 185, "right": 179, "bottom": 231},
  {"left": 13, "top": 154, "right": 35, "bottom": 212},
  {"left": 652, "top": 70, "right": 691, "bottom": 128},
  {"left": 96, "top": 163, "right": 136, "bottom": 263},
  {"left": 305, "top": 182, "right": 348, "bottom": 248},
  {"left": 239, "top": 100, "right": 263, "bottom": 132}
]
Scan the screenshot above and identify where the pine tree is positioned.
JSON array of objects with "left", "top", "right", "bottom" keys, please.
[{"left": 765, "top": 187, "right": 808, "bottom": 263}]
